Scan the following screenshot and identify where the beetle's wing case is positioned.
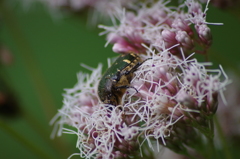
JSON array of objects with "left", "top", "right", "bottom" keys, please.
[{"left": 98, "top": 53, "right": 142, "bottom": 106}]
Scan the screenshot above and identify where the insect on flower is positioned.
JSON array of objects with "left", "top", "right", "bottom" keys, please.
[{"left": 98, "top": 53, "right": 143, "bottom": 107}]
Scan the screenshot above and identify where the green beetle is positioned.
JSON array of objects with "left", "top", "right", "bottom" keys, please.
[{"left": 98, "top": 53, "right": 142, "bottom": 107}]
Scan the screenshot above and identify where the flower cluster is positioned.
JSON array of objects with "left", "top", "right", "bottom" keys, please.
[
  {"left": 100, "top": 0, "right": 220, "bottom": 57},
  {"left": 51, "top": 46, "right": 228, "bottom": 158},
  {"left": 50, "top": 0, "right": 229, "bottom": 158}
]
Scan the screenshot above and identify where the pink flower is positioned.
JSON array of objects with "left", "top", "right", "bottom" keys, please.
[
  {"left": 49, "top": 0, "right": 229, "bottom": 158},
  {"left": 100, "top": 0, "right": 219, "bottom": 56},
  {"left": 51, "top": 47, "right": 228, "bottom": 158}
]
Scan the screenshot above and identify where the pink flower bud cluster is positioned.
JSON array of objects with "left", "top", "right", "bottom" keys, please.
[
  {"left": 51, "top": 47, "right": 228, "bottom": 158},
  {"left": 100, "top": 0, "right": 215, "bottom": 57}
]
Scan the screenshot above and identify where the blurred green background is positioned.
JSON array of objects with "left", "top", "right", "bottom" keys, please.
[{"left": 0, "top": 0, "right": 239, "bottom": 159}]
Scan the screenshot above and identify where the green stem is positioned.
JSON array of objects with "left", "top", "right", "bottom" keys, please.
[
  {"left": 0, "top": 119, "right": 53, "bottom": 159},
  {"left": 207, "top": 135, "right": 216, "bottom": 159},
  {"left": 208, "top": 118, "right": 216, "bottom": 158},
  {"left": 197, "top": 118, "right": 216, "bottom": 159},
  {"left": 214, "top": 116, "right": 232, "bottom": 159}
]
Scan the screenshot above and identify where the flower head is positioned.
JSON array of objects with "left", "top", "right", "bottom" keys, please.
[
  {"left": 49, "top": 0, "right": 229, "bottom": 158},
  {"left": 51, "top": 46, "right": 228, "bottom": 158},
  {"left": 99, "top": 0, "right": 219, "bottom": 56}
]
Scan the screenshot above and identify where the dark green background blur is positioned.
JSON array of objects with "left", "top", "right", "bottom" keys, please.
[{"left": 0, "top": 1, "right": 239, "bottom": 159}]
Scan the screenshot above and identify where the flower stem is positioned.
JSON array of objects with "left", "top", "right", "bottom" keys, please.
[
  {"left": 214, "top": 116, "right": 232, "bottom": 159},
  {"left": 207, "top": 135, "right": 216, "bottom": 159},
  {"left": 208, "top": 118, "right": 216, "bottom": 158}
]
